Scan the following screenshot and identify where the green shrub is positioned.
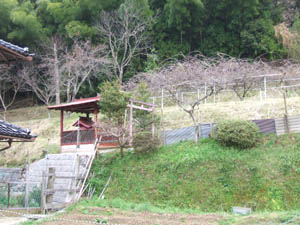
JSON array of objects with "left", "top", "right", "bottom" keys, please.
[
  {"left": 132, "top": 131, "right": 161, "bottom": 154},
  {"left": 214, "top": 120, "right": 261, "bottom": 149}
]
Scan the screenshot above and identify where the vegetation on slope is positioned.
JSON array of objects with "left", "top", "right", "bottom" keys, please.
[{"left": 89, "top": 134, "right": 300, "bottom": 212}]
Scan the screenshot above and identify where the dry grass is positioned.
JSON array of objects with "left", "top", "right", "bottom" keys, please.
[
  {"left": 162, "top": 96, "right": 300, "bottom": 129},
  {"left": 0, "top": 106, "right": 85, "bottom": 167}
]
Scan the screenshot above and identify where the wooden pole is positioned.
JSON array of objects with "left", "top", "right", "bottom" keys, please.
[
  {"left": 259, "top": 88, "right": 262, "bottom": 101},
  {"left": 283, "top": 92, "right": 290, "bottom": 134},
  {"left": 161, "top": 89, "right": 165, "bottom": 145},
  {"left": 94, "top": 110, "right": 98, "bottom": 141},
  {"left": 60, "top": 110, "right": 64, "bottom": 150},
  {"left": 7, "top": 183, "right": 10, "bottom": 208},
  {"left": 25, "top": 154, "right": 29, "bottom": 210},
  {"left": 213, "top": 82, "right": 216, "bottom": 104},
  {"left": 204, "top": 83, "right": 207, "bottom": 104},
  {"left": 152, "top": 109, "right": 155, "bottom": 138},
  {"left": 129, "top": 100, "right": 133, "bottom": 145},
  {"left": 264, "top": 76, "right": 267, "bottom": 100},
  {"left": 76, "top": 119, "right": 80, "bottom": 149},
  {"left": 41, "top": 172, "right": 46, "bottom": 214}
]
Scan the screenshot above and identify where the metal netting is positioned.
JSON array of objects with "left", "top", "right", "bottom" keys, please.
[{"left": 0, "top": 182, "right": 41, "bottom": 209}]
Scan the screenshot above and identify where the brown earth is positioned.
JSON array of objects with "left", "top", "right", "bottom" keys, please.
[{"left": 39, "top": 207, "right": 224, "bottom": 225}]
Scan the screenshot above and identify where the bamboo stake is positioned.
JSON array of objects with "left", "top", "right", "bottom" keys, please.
[
  {"left": 99, "top": 175, "right": 112, "bottom": 199},
  {"left": 75, "top": 136, "right": 102, "bottom": 202}
]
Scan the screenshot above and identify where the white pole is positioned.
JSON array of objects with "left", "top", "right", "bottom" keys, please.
[
  {"left": 264, "top": 76, "right": 267, "bottom": 100},
  {"left": 204, "top": 83, "right": 207, "bottom": 104},
  {"left": 213, "top": 82, "right": 216, "bottom": 104},
  {"left": 161, "top": 88, "right": 164, "bottom": 111},
  {"left": 259, "top": 88, "right": 262, "bottom": 101}
]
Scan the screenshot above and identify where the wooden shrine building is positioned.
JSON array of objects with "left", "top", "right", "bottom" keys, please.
[
  {"left": 48, "top": 96, "right": 156, "bottom": 153},
  {"left": 48, "top": 97, "right": 119, "bottom": 153}
]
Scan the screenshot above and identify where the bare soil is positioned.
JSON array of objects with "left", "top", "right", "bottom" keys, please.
[{"left": 40, "top": 207, "right": 224, "bottom": 225}]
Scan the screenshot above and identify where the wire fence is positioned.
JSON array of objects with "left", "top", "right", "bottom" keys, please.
[
  {"left": 151, "top": 75, "right": 300, "bottom": 107},
  {"left": 162, "top": 116, "right": 297, "bottom": 145},
  {"left": 0, "top": 181, "right": 41, "bottom": 209}
]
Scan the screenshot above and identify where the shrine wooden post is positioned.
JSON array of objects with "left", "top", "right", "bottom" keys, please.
[
  {"left": 60, "top": 110, "right": 64, "bottom": 146},
  {"left": 129, "top": 100, "right": 133, "bottom": 145}
]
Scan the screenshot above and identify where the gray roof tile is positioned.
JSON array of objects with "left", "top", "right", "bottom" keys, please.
[
  {"left": 0, "top": 39, "right": 33, "bottom": 57},
  {"left": 0, "top": 120, "right": 36, "bottom": 140}
]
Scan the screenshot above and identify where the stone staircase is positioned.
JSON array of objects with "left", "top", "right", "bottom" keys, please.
[{"left": 27, "top": 153, "right": 92, "bottom": 208}]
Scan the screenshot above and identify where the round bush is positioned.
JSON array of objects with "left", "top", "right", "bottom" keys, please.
[
  {"left": 132, "top": 131, "right": 161, "bottom": 154},
  {"left": 213, "top": 120, "right": 261, "bottom": 149}
]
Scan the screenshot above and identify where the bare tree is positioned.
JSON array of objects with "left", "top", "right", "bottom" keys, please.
[
  {"left": 19, "top": 64, "right": 56, "bottom": 118},
  {"left": 40, "top": 36, "right": 66, "bottom": 105},
  {"left": 62, "top": 40, "right": 108, "bottom": 102},
  {"left": 220, "top": 58, "right": 275, "bottom": 101},
  {"left": 97, "top": 0, "right": 153, "bottom": 84},
  {"left": 100, "top": 119, "right": 130, "bottom": 157},
  {"left": 0, "top": 66, "right": 24, "bottom": 120},
  {"left": 130, "top": 55, "right": 229, "bottom": 144}
]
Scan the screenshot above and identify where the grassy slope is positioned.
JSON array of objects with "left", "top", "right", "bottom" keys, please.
[
  {"left": 89, "top": 134, "right": 300, "bottom": 212},
  {"left": 0, "top": 106, "right": 82, "bottom": 166}
]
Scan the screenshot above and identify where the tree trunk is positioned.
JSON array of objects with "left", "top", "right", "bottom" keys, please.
[
  {"left": 120, "top": 145, "right": 124, "bottom": 158},
  {"left": 189, "top": 112, "right": 199, "bottom": 145},
  {"left": 119, "top": 68, "right": 124, "bottom": 85},
  {"left": 3, "top": 110, "right": 6, "bottom": 121},
  {"left": 53, "top": 42, "right": 60, "bottom": 105}
]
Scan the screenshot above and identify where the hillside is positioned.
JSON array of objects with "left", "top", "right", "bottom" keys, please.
[
  {"left": 89, "top": 134, "right": 300, "bottom": 212},
  {"left": 0, "top": 106, "right": 82, "bottom": 167},
  {"left": 1, "top": 96, "right": 300, "bottom": 166}
]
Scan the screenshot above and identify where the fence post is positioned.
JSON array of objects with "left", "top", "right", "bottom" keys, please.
[
  {"left": 283, "top": 92, "right": 290, "bottom": 134},
  {"left": 7, "top": 183, "right": 10, "bottom": 208},
  {"left": 25, "top": 162, "right": 29, "bottom": 210},
  {"left": 264, "top": 76, "right": 267, "bottom": 100},
  {"left": 161, "top": 88, "right": 164, "bottom": 111},
  {"left": 259, "top": 88, "right": 262, "bottom": 101},
  {"left": 213, "top": 82, "right": 216, "bottom": 104},
  {"left": 41, "top": 172, "right": 46, "bottom": 214},
  {"left": 204, "top": 83, "right": 207, "bottom": 104},
  {"left": 161, "top": 88, "right": 165, "bottom": 145}
]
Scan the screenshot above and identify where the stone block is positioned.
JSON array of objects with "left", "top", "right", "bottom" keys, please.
[{"left": 232, "top": 207, "right": 252, "bottom": 215}]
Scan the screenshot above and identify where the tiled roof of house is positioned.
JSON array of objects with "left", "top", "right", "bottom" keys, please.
[
  {"left": 0, "top": 120, "right": 36, "bottom": 140},
  {"left": 0, "top": 39, "right": 31, "bottom": 56},
  {"left": 0, "top": 39, "right": 34, "bottom": 63}
]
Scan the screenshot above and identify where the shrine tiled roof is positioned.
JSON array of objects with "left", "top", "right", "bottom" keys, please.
[{"left": 0, "top": 120, "right": 36, "bottom": 140}]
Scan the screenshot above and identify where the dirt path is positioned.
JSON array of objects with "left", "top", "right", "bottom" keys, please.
[
  {"left": 40, "top": 207, "right": 224, "bottom": 225},
  {"left": 0, "top": 217, "right": 27, "bottom": 225}
]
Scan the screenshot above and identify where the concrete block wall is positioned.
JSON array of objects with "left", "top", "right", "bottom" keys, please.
[{"left": 27, "top": 153, "right": 92, "bottom": 206}]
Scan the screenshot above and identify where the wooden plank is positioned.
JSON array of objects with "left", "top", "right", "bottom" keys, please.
[{"left": 127, "top": 104, "right": 153, "bottom": 112}]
